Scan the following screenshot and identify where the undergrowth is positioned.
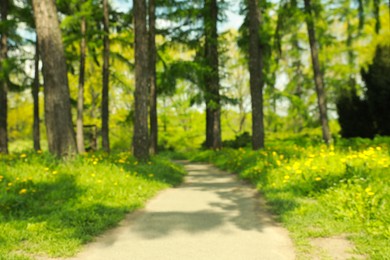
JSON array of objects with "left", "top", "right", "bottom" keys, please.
[
  {"left": 191, "top": 136, "right": 390, "bottom": 259},
  {"left": 0, "top": 151, "right": 186, "bottom": 260}
]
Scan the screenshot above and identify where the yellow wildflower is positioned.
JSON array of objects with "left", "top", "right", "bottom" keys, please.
[
  {"left": 315, "top": 177, "right": 322, "bottom": 181},
  {"left": 19, "top": 189, "right": 27, "bottom": 195},
  {"left": 52, "top": 171, "right": 58, "bottom": 175},
  {"left": 20, "top": 153, "right": 27, "bottom": 158}
]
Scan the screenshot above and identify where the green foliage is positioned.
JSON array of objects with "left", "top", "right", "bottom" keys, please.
[
  {"left": 362, "top": 44, "right": 390, "bottom": 136},
  {"left": 0, "top": 151, "right": 186, "bottom": 259},
  {"left": 222, "top": 131, "right": 251, "bottom": 149},
  {"left": 336, "top": 90, "right": 375, "bottom": 138},
  {"left": 191, "top": 136, "right": 390, "bottom": 259}
]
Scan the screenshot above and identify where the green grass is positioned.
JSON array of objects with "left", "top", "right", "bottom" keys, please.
[
  {"left": 0, "top": 151, "right": 186, "bottom": 260},
  {"left": 190, "top": 136, "right": 390, "bottom": 259}
]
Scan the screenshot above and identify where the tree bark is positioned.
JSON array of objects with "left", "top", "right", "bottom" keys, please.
[
  {"left": 102, "top": 0, "right": 110, "bottom": 152},
  {"left": 248, "top": 0, "right": 265, "bottom": 150},
  {"left": 133, "top": 0, "right": 149, "bottom": 161},
  {"left": 32, "top": 35, "right": 41, "bottom": 151},
  {"left": 32, "top": 0, "right": 77, "bottom": 157},
  {"left": 0, "top": 0, "right": 9, "bottom": 154},
  {"left": 77, "top": 15, "right": 86, "bottom": 153},
  {"left": 204, "top": 0, "right": 221, "bottom": 150},
  {"left": 149, "top": 0, "right": 158, "bottom": 155},
  {"left": 304, "top": 0, "right": 331, "bottom": 145}
]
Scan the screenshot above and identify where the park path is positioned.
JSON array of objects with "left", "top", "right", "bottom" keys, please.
[{"left": 68, "top": 162, "right": 296, "bottom": 260}]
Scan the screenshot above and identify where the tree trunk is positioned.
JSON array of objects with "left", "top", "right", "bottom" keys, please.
[
  {"left": 149, "top": 0, "right": 158, "bottom": 155},
  {"left": 204, "top": 0, "right": 221, "bottom": 150},
  {"left": 248, "top": 0, "right": 265, "bottom": 150},
  {"left": 32, "top": 0, "right": 77, "bottom": 157},
  {"left": 77, "top": 15, "right": 86, "bottom": 153},
  {"left": 0, "top": 0, "right": 9, "bottom": 154},
  {"left": 304, "top": 0, "right": 331, "bottom": 145},
  {"left": 102, "top": 0, "right": 110, "bottom": 153},
  {"left": 32, "top": 35, "right": 41, "bottom": 151},
  {"left": 133, "top": 0, "right": 149, "bottom": 161}
]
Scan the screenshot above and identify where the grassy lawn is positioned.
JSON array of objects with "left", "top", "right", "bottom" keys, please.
[
  {"left": 0, "top": 151, "right": 186, "bottom": 260},
  {"left": 190, "top": 136, "right": 390, "bottom": 259}
]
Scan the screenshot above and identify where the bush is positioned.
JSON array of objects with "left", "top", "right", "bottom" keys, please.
[
  {"left": 222, "top": 132, "right": 252, "bottom": 148},
  {"left": 336, "top": 91, "right": 375, "bottom": 138}
]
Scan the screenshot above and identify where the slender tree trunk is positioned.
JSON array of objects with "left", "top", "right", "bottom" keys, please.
[
  {"left": 248, "top": 0, "right": 265, "bottom": 150},
  {"left": 32, "top": 0, "right": 77, "bottom": 157},
  {"left": 102, "top": 0, "right": 110, "bottom": 152},
  {"left": 0, "top": 0, "right": 8, "bottom": 154},
  {"left": 32, "top": 36, "right": 41, "bottom": 151},
  {"left": 346, "top": 17, "right": 356, "bottom": 94},
  {"left": 133, "top": 0, "right": 149, "bottom": 161},
  {"left": 77, "top": 15, "right": 86, "bottom": 153},
  {"left": 304, "top": 0, "right": 331, "bottom": 145},
  {"left": 149, "top": 0, "right": 158, "bottom": 155},
  {"left": 204, "top": 0, "right": 221, "bottom": 149}
]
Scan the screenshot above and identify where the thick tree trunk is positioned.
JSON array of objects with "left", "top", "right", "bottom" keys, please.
[
  {"left": 77, "top": 15, "right": 86, "bottom": 153},
  {"left": 32, "top": 36, "right": 41, "bottom": 151},
  {"left": 149, "top": 0, "right": 158, "bottom": 155},
  {"left": 32, "top": 0, "right": 77, "bottom": 157},
  {"left": 102, "top": 0, "right": 110, "bottom": 152},
  {"left": 248, "top": 0, "right": 265, "bottom": 150},
  {"left": 133, "top": 0, "right": 149, "bottom": 161},
  {"left": 204, "top": 0, "right": 221, "bottom": 150},
  {"left": 304, "top": 0, "right": 331, "bottom": 145},
  {"left": 0, "top": 0, "right": 8, "bottom": 154}
]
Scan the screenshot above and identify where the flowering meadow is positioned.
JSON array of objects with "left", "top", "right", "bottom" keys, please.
[
  {"left": 0, "top": 152, "right": 186, "bottom": 260},
  {"left": 192, "top": 136, "right": 390, "bottom": 259}
]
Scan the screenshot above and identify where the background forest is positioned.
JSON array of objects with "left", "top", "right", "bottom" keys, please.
[{"left": 0, "top": 0, "right": 388, "bottom": 155}]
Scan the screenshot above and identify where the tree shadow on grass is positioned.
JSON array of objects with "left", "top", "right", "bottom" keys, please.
[{"left": 0, "top": 174, "right": 130, "bottom": 245}]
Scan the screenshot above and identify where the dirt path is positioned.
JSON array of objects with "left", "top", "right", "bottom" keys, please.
[{"left": 68, "top": 162, "right": 296, "bottom": 260}]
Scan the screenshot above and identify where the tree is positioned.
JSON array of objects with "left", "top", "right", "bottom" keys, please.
[
  {"left": 133, "top": 0, "right": 149, "bottom": 160},
  {"left": 247, "top": 0, "right": 265, "bottom": 150},
  {"left": 0, "top": 0, "right": 9, "bottom": 154},
  {"left": 149, "top": 0, "right": 158, "bottom": 154},
  {"left": 32, "top": 35, "right": 41, "bottom": 151},
  {"left": 77, "top": 6, "right": 87, "bottom": 153},
  {"left": 304, "top": 0, "right": 331, "bottom": 144},
  {"left": 32, "top": 0, "right": 77, "bottom": 157},
  {"left": 204, "top": 0, "right": 221, "bottom": 149},
  {"left": 102, "top": 0, "right": 110, "bottom": 152}
]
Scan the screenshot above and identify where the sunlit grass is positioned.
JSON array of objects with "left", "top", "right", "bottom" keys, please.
[
  {"left": 191, "top": 136, "right": 390, "bottom": 259},
  {"left": 0, "top": 151, "right": 186, "bottom": 260}
]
